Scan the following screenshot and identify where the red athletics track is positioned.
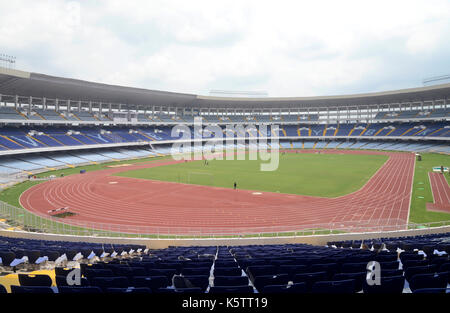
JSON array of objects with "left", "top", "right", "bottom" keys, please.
[
  {"left": 20, "top": 150, "right": 415, "bottom": 235},
  {"left": 427, "top": 172, "right": 450, "bottom": 213}
]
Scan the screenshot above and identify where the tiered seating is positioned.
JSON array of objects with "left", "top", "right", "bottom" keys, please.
[
  {"left": 324, "top": 125, "right": 338, "bottom": 136},
  {"left": 69, "top": 151, "right": 113, "bottom": 162},
  {"left": 324, "top": 141, "right": 342, "bottom": 149},
  {"left": 46, "top": 153, "right": 89, "bottom": 165},
  {"left": 116, "top": 148, "right": 154, "bottom": 158},
  {"left": 0, "top": 158, "right": 44, "bottom": 172},
  {"left": 309, "top": 124, "right": 325, "bottom": 136},
  {"left": 361, "top": 124, "right": 385, "bottom": 137},
  {"left": 335, "top": 124, "right": 353, "bottom": 136},
  {"left": 203, "top": 115, "right": 220, "bottom": 123},
  {"left": 375, "top": 109, "right": 448, "bottom": 120},
  {"left": 1, "top": 233, "right": 447, "bottom": 293},
  {"left": 349, "top": 124, "right": 367, "bottom": 136},
  {"left": 73, "top": 111, "right": 98, "bottom": 121},
  {"left": 282, "top": 125, "right": 298, "bottom": 136},
  {"left": 360, "top": 142, "right": 383, "bottom": 150},
  {"left": 375, "top": 125, "right": 396, "bottom": 136},
  {"left": 96, "top": 113, "right": 111, "bottom": 121},
  {"left": 387, "top": 124, "right": 416, "bottom": 136},
  {"left": 270, "top": 115, "right": 283, "bottom": 123},
  {"left": 181, "top": 115, "right": 195, "bottom": 123},
  {"left": 256, "top": 115, "right": 271, "bottom": 123},
  {"left": 228, "top": 115, "right": 245, "bottom": 123},
  {"left": 0, "top": 121, "right": 448, "bottom": 154},
  {"left": 0, "top": 107, "right": 26, "bottom": 120},
  {"left": 384, "top": 112, "right": 401, "bottom": 119},
  {"left": 23, "top": 112, "right": 44, "bottom": 120},
  {"left": 97, "top": 150, "right": 131, "bottom": 160},
  {"left": 137, "top": 114, "right": 151, "bottom": 122},
  {"left": 350, "top": 141, "right": 370, "bottom": 149},
  {"left": 63, "top": 114, "right": 80, "bottom": 121},
  {"left": 155, "top": 115, "right": 174, "bottom": 123},
  {"left": 427, "top": 125, "right": 449, "bottom": 137},
  {"left": 338, "top": 141, "right": 356, "bottom": 149},
  {"left": 315, "top": 141, "right": 327, "bottom": 148},
  {"left": 34, "top": 109, "right": 66, "bottom": 121},
  {"left": 0, "top": 129, "right": 46, "bottom": 149},
  {"left": 42, "top": 128, "right": 84, "bottom": 146},
  {"left": 429, "top": 109, "right": 448, "bottom": 118},
  {"left": 282, "top": 115, "right": 299, "bottom": 122},
  {"left": 0, "top": 147, "right": 156, "bottom": 172},
  {"left": 374, "top": 112, "right": 386, "bottom": 119},
  {"left": 395, "top": 110, "right": 421, "bottom": 119},
  {"left": 138, "top": 127, "right": 179, "bottom": 141},
  {"left": 110, "top": 129, "right": 142, "bottom": 142}
]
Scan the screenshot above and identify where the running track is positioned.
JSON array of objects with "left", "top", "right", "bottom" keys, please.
[
  {"left": 20, "top": 150, "right": 415, "bottom": 235},
  {"left": 427, "top": 172, "right": 450, "bottom": 213}
]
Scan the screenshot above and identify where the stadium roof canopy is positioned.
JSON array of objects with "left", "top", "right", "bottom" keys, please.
[{"left": 0, "top": 67, "right": 449, "bottom": 110}]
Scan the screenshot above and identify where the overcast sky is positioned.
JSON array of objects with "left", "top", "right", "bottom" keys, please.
[{"left": 1, "top": 0, "right": 450, "bottom": 97}]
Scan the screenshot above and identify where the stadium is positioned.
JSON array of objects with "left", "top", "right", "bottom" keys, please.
[
  {"left": 0, "top": 66, "right": 449, "bottom": 296},
  {"left": 0, "top": 1, "right": 449, "bottom": 301}
]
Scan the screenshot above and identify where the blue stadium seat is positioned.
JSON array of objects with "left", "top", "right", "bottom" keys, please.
[
  {"left": 131, "top": 276, "right": 169, "bottom": 289},
  {"left": 91, "top": 277, "right": 129, "bottom": 291},
  {"left": 253, "top": 274, "right": 289, "bottom": 292},
  {"left": 214, "top": 276, "right": 249, "bottom": 287},
  {"left": 106, "top": 287, "right": 152, "bottom": 293},
  {"left": 412, "top": 288, "right": 448, "bottom": 294},
  {"left": 214, "top": 267, "right": 242, "bottom": 276},
  {"left": 404, "top": 265, "right": 438, "bottom": 281},
  {"left": 18, "top": 274, "right": 52, "bottom": 287},
  {"left": 58, "top": 286, "right": 102, "bottom": 294},
  {"left": 293, "top": 272, "right": 328, "bottom": 290},
  {"left": 174, "top": 275, "right": 209, "bottom": 291},
  {"left": 408, "top": 273, "right": 448, "bottom": 292},
  {"left": 332, "top": 272, "right": 366, "bottom": 292},
  {"left": 209, "top": 286, "right": 254, "bottom": 294},
  {"left": 311, "top": 279, "right": 356, "bottom": 294},
  {"left": 362, "top": 276, "right": 405, "bottom": 294},
  {"left": 11, "top": 285, "right": 54, "bottom": 293},
  {"left": 261, "top": 282, "right": 307, "bottom": 293},
  {"left": 175, "top": 287, "right": 203, "bottom": 293}
]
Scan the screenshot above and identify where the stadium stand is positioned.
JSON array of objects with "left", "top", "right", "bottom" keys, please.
[
  {"left": 0, "top": 233, "right": 449, "bottom": 293},
  {"left": 73, "top": 110, "right": 98, "bottom": 122},
  {"left": 0, "top": 68, "right": 448, "bottom": 297},
  {"left": 0, "top": 107, "right": 26, "bottom": 120}
]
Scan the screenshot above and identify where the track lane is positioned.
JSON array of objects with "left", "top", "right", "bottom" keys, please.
[{"left": 20, "top": 150, "right": 415, "bottom": 234}]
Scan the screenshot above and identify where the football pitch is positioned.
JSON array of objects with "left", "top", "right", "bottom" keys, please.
[{"left": 115, "top": 152, "right": 389, "bottom": 198}]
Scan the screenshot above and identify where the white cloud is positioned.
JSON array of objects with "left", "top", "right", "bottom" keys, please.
[{"left": 1, "top": 0, "right": 449, "bottom": 97}]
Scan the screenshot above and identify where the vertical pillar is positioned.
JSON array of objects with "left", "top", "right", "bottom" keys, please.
[{"left": 28, "top": 96, "right": 32, "bottom": 115}]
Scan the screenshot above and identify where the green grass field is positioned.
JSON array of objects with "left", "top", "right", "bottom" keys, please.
[
  {"left": 409, "top": 153, "right": 450, "bottom": 224},
  {"left": 1, "top": 150, "right": 449, "bottom": 238},
  {"left": 116, "top": 153, "right": 389, "bottom": 198}
]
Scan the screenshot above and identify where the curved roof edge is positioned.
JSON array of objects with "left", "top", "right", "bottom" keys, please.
[
  {"left": 197, "top": 83, "right": 450, "bottom": 102},
  {"left": 0, "top": 67, "right": 449, "bottom": 109}
]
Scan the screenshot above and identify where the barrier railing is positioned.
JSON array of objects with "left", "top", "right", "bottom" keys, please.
[{"left": 1, "top": 200, "right": 449, "bottom": 239}]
